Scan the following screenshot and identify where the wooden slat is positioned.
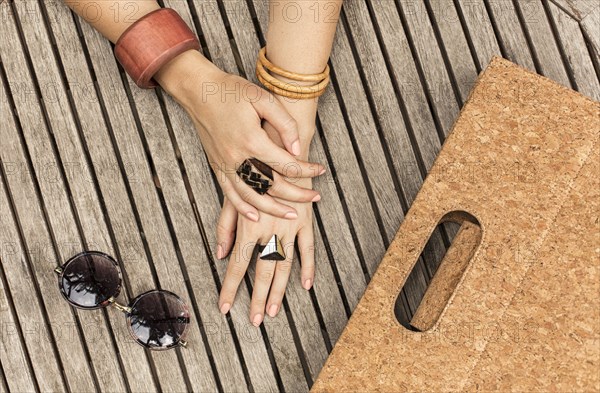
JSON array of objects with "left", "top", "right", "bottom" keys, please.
[
  {"left": 514, "top": 0, "right": 571, "bottom": 87},
  {"left": 396, "top": 0, "right": 460, "bottom": 135},
  {"left": 456, "top": 0, "right": 502, "bottom": 71},
  {"left": 548, "top": 2, "right": 600, "bottom": 101},
  {"left": 486, "top": 0, "right": 537, "bottom": 71},
  {"left": 42, "top": 1, "right": 220, "bottom": 391},
  {"left": 549, "top": 0, "right": 599, "bottom": 20},
  {"left": 7, "top": 1, "right": 168, "bottom": 390},
  {"left": 0, "top": 4, "right": 119, "bottom": 391},
  {"left": 581, "top": 6, "right": 600, "bottom": 57},
  {"left": 348, "top": 0, "right": 453, "bottom": 280},
  {"left": 425, "top": 0, "right": 480, "bottom": 102},
  {"left": 0, "top": 79, "right": 40, "bottom": 393}
]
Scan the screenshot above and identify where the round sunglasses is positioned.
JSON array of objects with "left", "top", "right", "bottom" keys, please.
[{"left": 53, "top": 251, "right": 190, "bottom": 351}]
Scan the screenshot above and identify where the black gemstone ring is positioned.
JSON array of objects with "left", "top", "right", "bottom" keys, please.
[
  {"left": 236, "top": 158, "right": 274, "bottom": 195},
  {"left": 258, "top": 235, "right": 286, "bottom": 261}
]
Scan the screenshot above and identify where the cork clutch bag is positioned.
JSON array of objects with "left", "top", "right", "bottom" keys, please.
[{"left": 312, "top": 57, "right": 599, "bottom": 392}]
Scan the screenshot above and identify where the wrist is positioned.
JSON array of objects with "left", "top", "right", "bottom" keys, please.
[{"left": 154, "top": 49, "right": 224, "bottom": 106}]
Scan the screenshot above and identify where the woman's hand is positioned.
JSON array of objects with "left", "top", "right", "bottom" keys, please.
[
  {"left": 155, "top": 50, "right": 325, "bottom": 221},
  {"left": 215, "top": 92, "right": 320, "bottom": 325},
  {"left": 216, "top": 179, "right": 315, "bottom": 326}
]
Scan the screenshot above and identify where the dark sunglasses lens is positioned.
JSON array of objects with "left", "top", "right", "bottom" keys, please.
[
  {"left": 59, "top": 253, "right": 120, "bottom": 309},
  {"left": 128, "top": 291, "right": 190, "bottom": 350}
]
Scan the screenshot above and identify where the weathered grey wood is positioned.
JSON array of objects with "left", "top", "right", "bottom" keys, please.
[
  {"left": 581, "top": 6, "right": 600, "bottom": 57},
  {"left": 456, "top": 0, "right": 502, "bottom": 71},
  {"left": 0, "top": 361, "right": 8, "bottom": 393},
  {"left": 0, "top": 80, "right": 42, "bottom": 393},
  {"left": 9, "top": 2, "right": 178, "bottom": 391},
  {"left": 344, "top": 0, "right": 454, "bottom": 313},
  {"left": 426, "top": 0, "right": 480, "bottom": 102},
  {"left": 486, "top": 0, "right": 537, "bottom": 71},
  {"left": 42, "top": 1, "right": 220, "bottom": 391},
  {"left": 550, "top": 0, "right": 599, "bottom": 20},
  {"left": 548, "top": 2, "right": 600, "bottom": 101},
  {"left": 514, "top": 0, "right": 572, "bottom": 88},
  {"left": 396, "top": 0, "right": 461, "bottom": 135},
  {"left": 0, "top": 5, "right": 119, "bottom": 391}
]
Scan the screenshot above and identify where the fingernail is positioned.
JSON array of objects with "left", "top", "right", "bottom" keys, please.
[
  {"left": 220, "top": 303, "right": 231, "bottom": 314},
  {"left": 216, "top": 244, "right": 223, "bottom": 259},
  {"left": 252, "top": 314, "right": 263, "bottom": 327},
  {"left": 268, "top": 304, "right": 279, "bottom": 317},
  {"left": 319, "top": 168, "right": 326, "bottom": 176},
  {"left": 247, "top": 212, "right": 259, "bottom": 222},
  {"left": 291, "top": 140, "right": 301, "bottom": 156},
  {"left": 303, "top": 278, "right": 312, "bottom": 290},
  {"left": 311, "top": 194, "right": 321, "bottom": 202},
  {"left": 284, "top": 211, "right": 298, "bottom": 219}
]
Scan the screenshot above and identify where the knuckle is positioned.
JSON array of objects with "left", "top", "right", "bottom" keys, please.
[
  {"left": 228, "top": 260, "right": 247, "bottom": 278},
  {"left": 240, "top": 188, "right": 255, "bottom": 202},
  {"left": 257, "top": 267, "right": 275, "bottom": 283},
  {"left": 216, "top": 221, "right": 232, "bottom": 236},
  {"left": 281, "top": 116, "right": 298, "bottom": 135},
  {"left": 276, "top": 261, "right": 292, "bottom": 274}
]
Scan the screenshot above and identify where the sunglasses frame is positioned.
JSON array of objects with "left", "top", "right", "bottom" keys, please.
[{"left": 54, "top": 251, "right": 189, "bottom": 350}]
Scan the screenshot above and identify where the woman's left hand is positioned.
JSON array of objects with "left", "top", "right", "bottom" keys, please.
[{"left": 216, "top": 177, "right": 316, "bottom": 326}]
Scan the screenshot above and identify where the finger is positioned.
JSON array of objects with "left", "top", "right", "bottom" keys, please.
[
  {"left": 297, "top": 225, "right": 315, "bottom": 290},
  {"left": 251, "top": 89, "right": 300, "bottom": 156},
  {"left": 216, "top": 198, "right": 238, "bottom": 259},
  {"left": 219, "top": 228, "right": 258, "bottom": 314},
  {"left": 255, "top": 139, "right": 325, "bottom": 179},
  {"left": 231, "top": 173, "right": 299, "bottom": 219},
  {"left": 268, "top": 172, "right": 321, "bottom": 203},
  {"left": 250, "top": 256, "right": 277, "bottom": 326},
  {"left": 265, "top": 238, "right": 294, "bottom": 318},
  {"left": 220, "top": 175, "right": 260, "bottom": 222}
]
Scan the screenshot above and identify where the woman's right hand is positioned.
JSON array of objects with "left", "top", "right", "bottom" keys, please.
[{"left": 155, "top": 50, "right": 325, "bottom": 221}]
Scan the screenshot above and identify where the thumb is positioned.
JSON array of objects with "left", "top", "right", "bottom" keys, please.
[{"left": 252, "top": 90, "right": 301, "bottom": 156}]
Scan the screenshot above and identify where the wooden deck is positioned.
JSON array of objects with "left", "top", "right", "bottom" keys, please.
[{"left": 0, "top": 0, "right": 598, "bottom": 392}]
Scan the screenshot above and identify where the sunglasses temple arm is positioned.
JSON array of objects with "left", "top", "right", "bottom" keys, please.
[{"left": 54, "top": 267, "right": 62, "bottom": 275}]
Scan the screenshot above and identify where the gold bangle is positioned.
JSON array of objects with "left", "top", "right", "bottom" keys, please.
[
  {"left": 255, "top": 62, "right": 330, "bottom": 95},
  {"left": 258, "top": 47, "right": 330, "bottom": 82},
  {"left": 256, "top": 71, "right": 327, "bottom": 99}
]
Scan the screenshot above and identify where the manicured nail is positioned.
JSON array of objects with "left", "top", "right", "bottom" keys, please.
[
  {"left": 216, "top": 244, "right": 224, "bottom": 259},
  {"left": 220, "top": 303, "right": 231, "bottom": 314},
  {"left": 311, "top": 194, "right": 321, "bottom": 202},
  {"left": 268, "top": 304, "right": 279, "bottom": 318},
  {"left": 247, "top": 212, "right": 259, "bottom": 222},
  {"left": 319, "top": 168, "right": 326, "bottom": 176},
  {"left": 291, "top": 140, "right": 301, "bottom": 156},
  {"left": 252, "top": 314, "right": 263, "bottom": 327},
  {"left": 303, "top": 278, "right": 312, "bottom": 290},
  {"left": 284, "top": 211, "right": 298, "bottom": 219}
]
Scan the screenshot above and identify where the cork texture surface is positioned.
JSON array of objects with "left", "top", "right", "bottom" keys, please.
[{"left": 312, "top": 56, "right": 600, "bottom": 392}]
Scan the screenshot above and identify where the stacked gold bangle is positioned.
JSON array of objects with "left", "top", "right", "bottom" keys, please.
[{"left": 256, "top": 47, "right": 330, "bottom": 99}]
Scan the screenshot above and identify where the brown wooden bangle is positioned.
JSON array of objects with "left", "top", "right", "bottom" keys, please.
[
  {"left": 114, "top": 8, "right": 200, "bottom": 89},
  {"left": 256, "top": 70, "right": 327, "bottom": 99},
  {"left": 258, "top": 47, "right": 329, "bottom": 82},
  {"left": 256, "top": 62, "right": 330, "bottom": 94}
]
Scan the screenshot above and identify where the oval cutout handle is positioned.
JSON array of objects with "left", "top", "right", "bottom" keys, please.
[{"left": 398, "top": 210, "right": 482, "bottom": 331}]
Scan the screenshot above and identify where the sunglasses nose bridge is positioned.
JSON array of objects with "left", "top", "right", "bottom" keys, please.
[
  {"left": 54, "top": 266, "right": 63, "bottom": 275},
  {"left": 108, "top": 297, "right": 132, "bottom": 313}
]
